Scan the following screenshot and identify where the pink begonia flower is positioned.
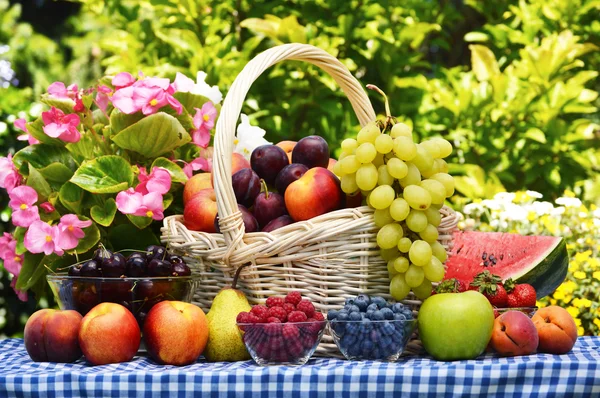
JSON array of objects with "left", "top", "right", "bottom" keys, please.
[
  {"left": 96, "top": 85, "right": 112, "bottom": 111},
  {"left": 8, "top": 186, "right": 39, "bottom": 228},
  {"left": 41, "top": 107, "right": 81, "bottom": 143},
  {"left": 116, "top": 189, "right": 164, "bottom": 220},
  {"left": 112, "top": 72, "right": 136, "bottom": 90},
  {"left": 14, "top": 118, "right": 39, "bottom": 145},
  {"left": 116, "top": 188, "right": 144, "bottom": 214},
  {"left": 112, "top": 76, "right": 182, "bottom": 116},
  {"left": 56, "top": 214, "right": 92, "bottom": 250},
  {"left": 0, "top": 233, "right": 15, "bottom": 262},
  {"left": 24, "top": 220, "right": 63, "bottom": 256},
  {"left": 0, "top": 154, "right": 22, "bottom": 193},
  {"left": 0, "top": 233, "right": 28, "bottom": 302},
  {"left": 183, "top": 157, "right": 210, "bottom": 178},
  {"left": 191, "top": 102, "right": 217, "bottom": 148},
  {"left": 40, "top": 202, "right": 55, "bottom": 213},
  {"left": 73, "top": 97, "right": 85, "bottom": 113},
  {"left": 136, "top": 167, "right": 171, "bottom": 195},
  {"left": 11, "top": 278, "right": 28, "bottom": 302},
  {"left": 47, "top": 82, "right": 79, "bottom": 100}
]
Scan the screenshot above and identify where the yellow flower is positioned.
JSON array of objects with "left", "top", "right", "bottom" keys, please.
[
  {"left": 567, "top": 306, "right": 579, "bottom": 318},
  {"left": 554, "top": 290, "right": 565, "bottom": 300},
  {"left": 593, "top": 271, "right": 600, "bottom": 281},
  {"left": 572, "top": 298, "right": 592, "bottom": 308},
  {"left": 594, "top": 318, "right": 600, "bottom": 329},
  {"left": 573, "top": 271, "right": 586, "bottom": 279},
  {"left": 577, "top": 326, "right": 584, "bottom": 336}
]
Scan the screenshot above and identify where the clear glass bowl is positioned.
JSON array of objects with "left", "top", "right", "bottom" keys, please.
[
  {"left": 47, "top": 274, "right": 200, "bottom": 328},
  {"left": 237, "top": 321, "right": 327, "bottom": 366},
  {"left": 329, "top": 319, "right": 417, "bottom": 361},
  {"left": 494, "top": 306, "right": 538, "bottom": 318}
]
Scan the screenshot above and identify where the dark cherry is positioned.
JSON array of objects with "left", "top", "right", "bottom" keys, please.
[
  {"left": 102, "top": 253, "right": 126, "bottom": 277},
  {"left": 80, "top": 260, "right": 102, "bottom": 277},
  {"left": 147, "top": 258, "right": 173, "bottom": 277},
  {"left": 146, "top": 245, "right": 168, "bottom": 261},
  {"left": 126, "top": 256, "right": 147, "bottom": 277},
  {"left": 172, "top": 263, "right": 192, "bottom": 277},
  {"left": 92, "top": 247, "right": 112, "bottom": 264},
  {"left": 169, "top": 255, "right": 185, "bottom": 265},
  {"left": 68, "top": 263, "right": 82, "bottom": 276},
  {"left": 127, "top": 252, "right": 146, "bottom": 262}
]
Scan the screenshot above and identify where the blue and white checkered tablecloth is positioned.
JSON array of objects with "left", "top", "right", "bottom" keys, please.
[{"left": 0, "top": 337, "right": 598, "bottom": 397}]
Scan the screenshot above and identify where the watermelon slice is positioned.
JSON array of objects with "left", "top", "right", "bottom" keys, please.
[{"left": 445, "top": 231, "right": 568, "bottom": 299}]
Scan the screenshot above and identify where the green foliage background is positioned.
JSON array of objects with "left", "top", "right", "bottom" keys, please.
[{"left": 1, "top": 0, "right": 599, "bottom": 336}]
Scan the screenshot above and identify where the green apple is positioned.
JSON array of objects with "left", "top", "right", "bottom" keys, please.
[{"left": 418, "top": 290, "right": 494, "bottom": 361}]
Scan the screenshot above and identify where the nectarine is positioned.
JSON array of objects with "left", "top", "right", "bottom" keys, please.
[
  {"left": 285, "top": 167, "right": 342, "bottom": 221},
  {"left": 532, "top": 306, "right": 577, "bottom": 354},
  {"left": 276, "top": 140, "right": 296, "bottom": 163},
  {"left": 183, "top": 188, "right": 218, "bottom": 233},
  {"left": 24, "top": 309, "right": 83, "bottom": 363},
  {"left": 183, "top": 173, "right": 212, "bottom": 205},
  {"left": 489, "top": 310, "right": 538, "bottom": 357}
]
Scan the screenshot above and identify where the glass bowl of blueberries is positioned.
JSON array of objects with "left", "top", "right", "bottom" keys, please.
[
  {"left": 327, "top": 294, "right": 417, "bottom": 361},
  {"left": 47, "top": 244, "right": 199, "bottom": 328}
]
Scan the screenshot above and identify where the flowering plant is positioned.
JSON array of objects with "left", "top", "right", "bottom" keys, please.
[
  {"left": 0, "top": 71, "right": 224, "bottom": 301},
  {"left": 460, "top": 190, "right": 600, "bottom": 336}
]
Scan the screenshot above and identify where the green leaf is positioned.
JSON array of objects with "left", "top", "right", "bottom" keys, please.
[
  {"left": 464, "top": 32, "right": 489, "bottom": 42},
  {"left": 108, "top": 223, "right": 159, "bottom": 251},
  {"left": 126, "top": 214, "right": 153, "bottom": 229},
  {"left": 38, "top": 163, "right": 74, "bottom": 185},
  {"left": 469, "top": 44, "right": 499, "bottom": 81},
  {"left": 173, "top": 92, "right": 211, "bottom": 114},
  {"left": 13, "top": 144, "right": 76, "bottom": 175},
  {"left": 151, "top": 157, "right": 188, "bottom": 183},
  {"left": 41, "top": 94, "right": 75, "bottom": 113},
  {"left": 524, "top": 128, "right": 547, "bottom": 144},
  {"left": 91, "top": 198, "right": 118, "bottom": 227},
  {"left": 70, "top": 221, "right": 100, "bottom": 254},
  {"left": 163, "top": 193, "right": 173, "bottom": 210},
  {"left": 109, "top": 109, "right": 144, "bottom": 135},
  {"left": 25, "top": 118, "right": 64, "bottom": 146},
  {"left": 70, "top": 155, "right": 133, "bottom": 193},
  {"left": 26, "top": 165, "right": 52, "bottom": 202},
  {"left": 66, "top": 133, "right": 95, "bottom": 160},
  {"left": 15, "top": 253, "right": 45, "bottom": 290},
  {"left": 59, "top": 182, "right": 84, "bottom": 214},
  {"left": 13, "top": 227, "right": 27, "bottom": 255}
]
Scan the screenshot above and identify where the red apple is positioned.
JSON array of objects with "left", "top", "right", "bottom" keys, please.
[
  {"left": 183, "top": 173, "right": 212, "bottom": 205},
  {"left": 276, "top": 140, "right": 297, "bottom": 163},
  {"left": 78, "top": 303, "right": 141, "bottom": 365},
  {"left": 143, "top": 301, "right": 209, "bottom": 366},
  {"left": 24, "top": 309, "right": 83, "bottom": 363},
  {"left": 284, "top": 167, "right": 342, "bottom": 221},
  {"left": 184, "top": 188, "right": 218, "bottom": 233}
]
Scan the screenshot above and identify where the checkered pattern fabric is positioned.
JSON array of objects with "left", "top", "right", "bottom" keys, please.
[{"left": 0, "top": 337, "right": 598, "bottom": 397}]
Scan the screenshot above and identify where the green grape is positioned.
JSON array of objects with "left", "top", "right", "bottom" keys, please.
[
  {"left": 376, "top": 223, "right": 404, "bottom": 249},
  {"left": 423, "top": 256, "right": 445, "bottom": 282},
  {"left": 408, "top": 239, "right": 433, "bottom": 266},
  {"left": 338, "top": 150, "right": 353, "bottom": 160},
  {"left": 430, "top": 173, "right": 455, "bottom": 197},
  {"left": 399, "top": 163, "right": 421, "bottom": 188},
  {"left": 420, "top": 179, "right": 446, "bottom": 205},
  {"left": 373, "top": 153, "right": 385, "bottom": 168},
  {"left": 393, "top": 136, "right": 417, "bottom": 161},
  {"left": 365, "top": 191, "right": 372, "bottom": 208},
  {"left": 397, "top": 237, "right": 412, "bottom": 253},
  {"left": 435, "top": 159, "right": 449, "bottom": 173},
  {"left": 339, "top": 155, "right": 361, "bottom": 174},
  {"left": 403, "top": 185, "right": 432, "bottom": 210},
  {"left": 387, "top": 259, "right": 399, "bottom": 276},
  {"left": 374, "top": 134, "right": 394, "bottom": 154},
  {"left": 380, "top": 247, "right": 400, "bottom": 261},
  {"left": 333, "top": 160, "right": 346, "bottom": 177},
  {"left": 424, "top": 207, "right": 442, "bottom": 227},
  {"left": 370, "top": 185, "right": 395, "bottom": 210},
  {"left": 405, "top": 264, "right": 425, "bottom": 287},
  {"left": 356, "top": 164, "right": 378, "bottom": 191},
  {"left": 419, "top": 224, "right": 439, "bottom": 243},
  {"left": 412, "top": 279, "right": 433, "bottom": 300},
  {"left": 390, "top": 123, "right": 412, "bottom": 139},
  {"left": 374, "top": 208, "right": 394, "bottom": 228},
  {"left": 357, "top": 121, "right": 381, "bottom": 144},
  {"left": 341, "top": 138, "right": 358, "bottom": 153},
  {"left": 393, "top": 256, "right": 410, "bottom": 273},
  {"left": 433, "top": 138, "right": 453, "bottom": 158},
  {"left": 386, "top": 158, "right": 408, "bottom": 179},
  {"left": 341, "top": 173, "right": 359, "bottom": 194},
  {"left": 431, "top": 241, "right": 448, "bottom": 263},
  {"left": 390, "top": 198, "right": 410, "bottom": 221},
  {"left": 420, "top": 159, "right": 441, "bottom": 178},
  {"left": 405, "top": 210, "right": 428, "bottom": 232},
  {"left": 420, "top": 140, "right": 442, "bottom": 159},
  {"left": 412, "top": 144, "right": 434, "bottom": 173},
  {"left": 356, "top": 143, "right": 377, "bottom": 163},
  {"left": 377, "top": 165, "right": 395, "bottom": 186},
  {"left": 390, "top": 274, "right": 411, "bottom": 301}
]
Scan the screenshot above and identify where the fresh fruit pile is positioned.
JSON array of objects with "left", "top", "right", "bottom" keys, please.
[
  {"left": 332, "top": 86, "right": 455, "bottom": 302},
  {"left": 184, "top": 136, "right": 342, "bottom": 234},
  {"left": 235, "top": 292, "right": 327, "bottom": 364},
  {"left": 68, "top": 245, "right": 191, "bottom": 278},
  {"left": 327, "top": 295, "right": 415, "bottom": 360}
]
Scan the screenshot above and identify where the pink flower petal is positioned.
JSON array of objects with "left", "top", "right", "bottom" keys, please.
[
  {"left": 8, "top": 186, "right": 38, "bottom": 208},
  {"left": 192, "top": 126, "right": 211, "bottom": 148},
  {"left": 24, "top": 221, "right": 62, "bottom": 256},
  {"left": 112, "top": 86, "right": 139, "bottom": 114},
  {"left": 47, "top": 82, "right": 68, "bottom": 98},
  {"left": 172, "top": 72, "right": 195, "bottom": 93},
  {"left": 14, "top": 119, "right": 27, "bottom": 132},
  {"left": 112, "top": 72, "right": 136, "bottom": 89},
  {"left": 12, "top": 207, "right": 40, "bottom": 228},
  {"left": 10, "top": 277, "right": 28, "bottom": 302},
  {"left": 116, "top": 188, "right": 144, "bottom": 214}
]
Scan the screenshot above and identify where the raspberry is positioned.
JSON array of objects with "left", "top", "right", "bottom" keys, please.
[
  {"left": 305, "top": 318, "right": 324, "bottom": 334},
  {"left": 283, "top": 303, "right": 296, "bottom": 314},
  {"left": 236, "top": 311, "right": 250, "bottom": 324},
  {"left": 285, "top": 291, "right": 302, "bottom": 306},
  {"left": 268, "top": 306, "right": 288, "bottom": 322},
  {"left": 301, "top": 334, "right": 316, "bottom": 349},
  {"left": 246, "top": 313, "right": 261, "bottom": 324},
  {"left": 251, "top": 305, "right": 269, "bottom": 322},
  {"left": 267, "top": 317, "right": 281, "bottom": 323},
  {"left": 270, "top": 336, "right": 284, "bottom": 351},
  {"left": 287, "top": 340, "right": 304, "bottom": 357},
  {"left": 266, "top": 296, "right": 285, "bottom": 308},
  {"left": 296, "top": 299, "right": 315, "bottom": 318},
  {"left": 288, "top": 310, "right": 308, "bottom": 323},
  {"left": 265, "top": 318, "right": 282, "bottom": 337},
  {"left": 313, "top": 311, "right": 325, "bottom": 321},
  {"left": 282, "top": 323, "right": 300, "bottom": 340}
]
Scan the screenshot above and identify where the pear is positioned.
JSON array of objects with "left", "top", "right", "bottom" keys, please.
[{"left": 204, "top": 264, "right": 252, "bottom": 362}]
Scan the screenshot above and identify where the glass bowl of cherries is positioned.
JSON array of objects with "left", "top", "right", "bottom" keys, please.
[{"left": 47, "top": 244, "right": 199, "bottom": 328}]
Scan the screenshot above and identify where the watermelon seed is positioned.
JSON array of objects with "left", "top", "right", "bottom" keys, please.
[
  {"left": 482, "top": 252, "right": 488, "bottom": 260},
  {"left": 483, "top": 260, "right": 490, "bottom": 267},
  {"left": 500, "top": 254, "right": 504, "bottom": 260}
]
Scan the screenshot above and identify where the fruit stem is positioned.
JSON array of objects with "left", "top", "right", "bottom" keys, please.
[
  {"left": 366, "top": 84, "right": 392, "bottom": 119},
  {"left": 232, "top": 262, "right": 251, "bottom": 290},
  {"left": 260, "top": 179, "right": 269, "bottom": 199}
]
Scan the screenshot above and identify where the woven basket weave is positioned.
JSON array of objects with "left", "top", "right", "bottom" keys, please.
[{"left": 161, "top": 43, "right": 458, "bottom": 356}]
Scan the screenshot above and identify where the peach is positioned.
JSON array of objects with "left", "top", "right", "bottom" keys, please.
[
  {"left": 285, "top": 167, "right": 342, "bottom": 221},
  {"left": 489, "top": 310, "right": 538, "bottom": 356},
  {"left": 327, "top": 158, "right": 337, "bottom": 172},
  {"left": 276, "top": 140, "right": 296, "bottom": 163},
  {"left": 79, "top": 303, "right": 141, "bottom": 366},
  {"left": 231, "top": 152, "right": 251, "bottom": 175},
  {"left": 183, "top": 188, "right": 218, "bottom": 233},
  {"left": 24, "top": 309, "right": 83, "bottom": 363},
  {"left": 143, "top": 301, "right": 209, "bottom": 366},
  {"left": 532, "top": 306, "right": 578, "bottom": 354},
  {"left": 183, "top": 173, "right": 212, "bottom": 205}
]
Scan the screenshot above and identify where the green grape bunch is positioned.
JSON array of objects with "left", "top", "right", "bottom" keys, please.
[{"left": 332, "top": 85, "right": 455, "bottom": 302}]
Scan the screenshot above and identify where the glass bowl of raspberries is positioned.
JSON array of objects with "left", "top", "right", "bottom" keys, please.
[
  {"left": 236, "top": 292, "right": 327, "bottom": 366},
  {"left": 327, "top": 294, "right": 417, "bottom": 361}
]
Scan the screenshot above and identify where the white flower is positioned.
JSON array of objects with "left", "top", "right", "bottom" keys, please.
[
  {"left": 504, "top": 204, "right": 528, "bottom": 222},
  {"left": 481, "top": 199, "right": 502, "bottom": 211},
  {"left": 530, "top": 201, "right": 554, "bottom": 216},
  {"left": 555, "top": 197, "right": 582, "bottom": 208},
  {"left": 526, "top": 190, "right": 543, "bottom": 199},
  {"left": 493, "top": 192, "right": 516, "bottom": 203},
  {"left": 592, "top": 208, "right": 600, "bottom": 219},
  {"left": 173, "top": 71, "right": 223, "bottom": 104},
  {"left": 490, "top": 219, "right": 508, "bottom": 230},
  {"left": 551, "top": 206, "right": 566, "bottom": 216},
  {"left": 233, "top": 114, "right": 271, "bottom": 160},
  {"left": 463, "top": 202, "right": 484, "bottom": 216}
]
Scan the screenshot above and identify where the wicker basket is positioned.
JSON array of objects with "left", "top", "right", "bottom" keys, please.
[{"left": 161, "top": 43, "right": 458, "bottom": 357}]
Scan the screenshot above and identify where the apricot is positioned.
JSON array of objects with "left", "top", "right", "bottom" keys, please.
[
  {"left": 24, "top": 309, "right": 83, "bottom": 363},
  {"left": 276, "top": 140, "right": 296, "bottom": 163},
  {"left": 489, "top": 310, "right": 538, "bottom": 356},
  {"left": 532, "top": 306, "right": 577, "bottom": 354}
]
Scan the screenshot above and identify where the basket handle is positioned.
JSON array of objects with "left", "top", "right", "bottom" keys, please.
[{"left": 212, "top": 43, "right": 377, "bottom": 257}]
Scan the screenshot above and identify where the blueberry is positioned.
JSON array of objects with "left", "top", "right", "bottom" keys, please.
[
  {"left": 380, "top": 307, "right": 394, "bottom": 320},
  {"left": 345, "top": 304, "right": 360, "bottom": 313},
  {"left": 348, "top": 344, "right": 362, "bottom": 357},
  {"left": 366, "top": 310, "right": 375, "bottom": 320},
  {"left": 370, "top": 329, "right": 381, "bottom": 343},
  {"left": 327, "top": 310, "right": 339, "bottom": 320},
  {"left": 392, "top": 303, "right": 405, "bottom": 314},
  {"left": 371, "top": 296, "right": 387, "bottom": 309},
  {"left": 337, "top": 311, "right": 349, "bottom": 322},
  {"left": 361, "top": 340, "right": 374, "bottom": 354},
  {"left": 356, "top": 294, "right": 370, "bottom": 304},
  {"left": 367, "top": 303, "right": 379, "bottom": 312},
  {"left": 346, "top": 323, "right": 358, "bottom": 335},
  {"left": 393, "top": 313, "right": 407, "bottom": 321},
  {"left": 402, "top": 308, "right": 414, "bottom": 320},
  {"left": 354, "top": 299, "right": 368, "bottom": 312},
  {"left": 349, "top": 312, "right": 362, "bottom": 321},
  {"left": 382, "top": 322, "right": 396, "bottom": 336},
  {"left": 371, "top": 310, "right": 384, "bottom": 321},
  {"left": 344, "top": 297, "right": 355, "bottom": 306},
  {"left": 333, "top": 322, "right": 346, "bottom": 336},
  {"left": 342, "top": 333, "right": 357, "bottom": 347},
  {"left": 359, "top": 318, "right": 373, "bottom": 334}
]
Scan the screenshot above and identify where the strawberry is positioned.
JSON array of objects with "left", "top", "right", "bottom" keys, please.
[
  {"left": 470, "top": 271, "right": 508, "bottom": 307},
  {"left": 506, "top": 282, "right": 537, "bottom": 307},
  {"left": 434, "top": 278, "right": 469, "bottom": 294}
]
